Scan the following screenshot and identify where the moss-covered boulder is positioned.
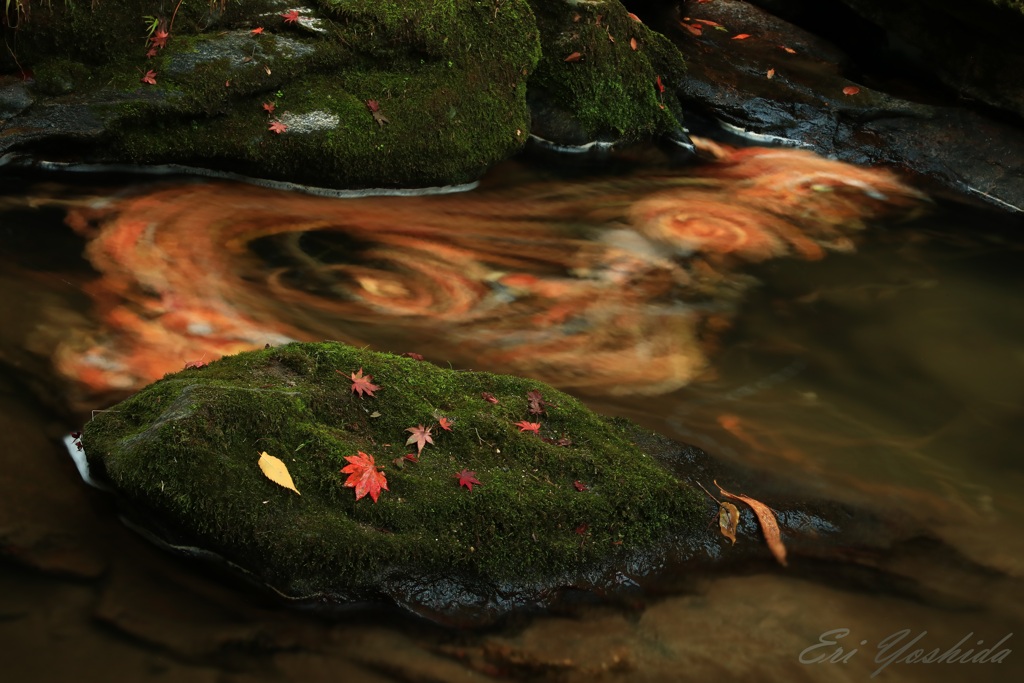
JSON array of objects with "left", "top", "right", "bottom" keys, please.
[
  {"left": 1, "top": 1, "right": 692, "bottom": 187},
  {"left": 81, "top": 341, "right": 707, "bottom": 620}
]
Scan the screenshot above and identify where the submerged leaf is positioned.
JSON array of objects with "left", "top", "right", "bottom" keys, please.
[
  {"left": 258, "top": 451, "right": 300, "bottom": 495},
  {"left": 715, "top": 480, "right": 787, "bottom": 566}
]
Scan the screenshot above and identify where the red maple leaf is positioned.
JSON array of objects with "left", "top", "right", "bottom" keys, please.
[
  {"left": 268, "top": 120, "right": 287, "bottom": 134},
  {"left": 149, "top": 29, "right": 169, "bottom": 50},
  {"left": 262, "top": 101, "right": 276, "bottom": 114},
  {"left": 366, "top": 100, "right": 389, "bottom": 127},
  {"left": 146, "top": 47, "right": 159, "bottom": 58},
  {"left": 405, "top": 424, "right": 434, "bottom": 453},
  {"left": 456, "top": 469, "right": 482, "bottom": 491},
  {"left": 282, "top": 9, "right": 300, "bottom": 24},
  {"left": 345, "top": 367, "right": 380, "bottom": 397},
  {"left": 438, "top": 416, "right": 454, "bottom": 432},
  {"left": 250, "top": 27, "right": 265, "bottom": 35},
  {"left": 574, "top": 480, "right": 588, "bottom": 491},
  {"left": 842, "top": 86, "right": 861, "bottom": 96},
  {"left": 514, "top": 420, "right": 541, "bottom": 435},
  {"left": 481, "top": 392, "right": 499, "bottom": 404},
  {"left": 340, "top": 452, "right": 388, "bottom": 503},
  {"left": 656, "top": 75, "right": 665, "bottom": 94},
  {"left": 141, "top": 70, "right": 158, "bottom": 85}
]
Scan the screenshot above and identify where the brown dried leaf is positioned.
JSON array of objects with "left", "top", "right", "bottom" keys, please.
[
  {"left": 258, "top": 451, "right": 300, "bottom": 495},
  {"left": 718, "top": 502, "right": 739, "bottom": 544},
  {"left": 715, "top": 480, "right": 787, "bottom": 566}
]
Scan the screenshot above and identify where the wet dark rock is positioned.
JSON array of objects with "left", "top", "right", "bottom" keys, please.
[
  {"left": 80, "top": 342, "right": 998, "bottom": 625},
  {"left": 668, "top": 0, "right": 1024, "bottom": 213}
]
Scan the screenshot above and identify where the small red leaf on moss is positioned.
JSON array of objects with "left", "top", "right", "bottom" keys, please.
[
  {"left": 574, "top": 480, "right": 588, "bottom": 491},
  {"left": 457, "top": 469, "right": 482, "bottom": 491},
  {"left": 150, "top": 30, "right": 170, "bottom": 50},
  {"left": 481, "top": 392, "right": 499, "bottom": 404},
  {"left": 145, "top": 47, "right": 159, "bottom": 58},
  {"left": 842, "top": 85, "right": 860, "bottom": 96},
  {"left": 575, "top": 523, "right": 589, "bottom": 535},
  {"left": 262, "top": 101, "right": 276, "bottom": 114},
  {"left": 250, "top": 27, "right": 264, "bottom": 35},
  {"left": 268, "top": 120, "right": 287, "bottom": 134},
  {"left": 141, "top": 70, "right": 157, "bottom": 85},
  {"left": 438, "top": 416, "right": 454, "bottom": 432},
  {"left": 366, "top": 99, "right": 389, "bottom": 127},
  {"left": 514, "top": 420, "right": 541, "bottom": 434},
  {"left": 732, "top": 33, "right": 751, "bottom": 40},
  {"left": 656, "top": 75, "right": 665, "bottom": 93},
  {"left": 564, "top": 51, "right": 582, "bottom": 62},
  {"left": 402, "top": 352, "right": 425, "bottom": 361},
  {"left": 630, "top": 37, "right": 638, "bottom": 50}
]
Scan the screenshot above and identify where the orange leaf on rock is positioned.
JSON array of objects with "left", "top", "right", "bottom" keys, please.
[
  {"left": 732, "top": 33, "right": 751, "bottom": 40},
  {"left": 842, "top": 86, "right": 860, "bottom": 96},
  {"left": 682, "top": 23, "right": 703, "bottom": 36},
  {"left": 268, "top": 120, "right": 287, "bottom": 134},
  {"left": 781, "top": 45, "right": 797, "bottom": 54},
  {"left": 715, "top": 480, "right": 787, "bottom": 566},
  {"left": 627, "top": 12, "right": 642, "bottom": 23},
  {"left": 250, "top": 27, "right": 264, "bottom": 35},
  {"left": 140, "top": 70, "right": 157, "bottom": 86},
  {"left": 341, "top": 452, "right": 388, "bottom": 503},
  {"left": 766, "top": 68, "right": 775, "bottom": 79},
  {"left": 718, "top": 501, "right": 739, "bottom": 544}
]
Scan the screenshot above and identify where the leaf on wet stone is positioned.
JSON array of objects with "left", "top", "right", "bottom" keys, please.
[
  {"left": 767, "top": 68, "right": 775, "bottom": 79},
  {"left": 281, "top": 9, "right": 300, "bottom": 24},
  {"left": 718, "top": 501, "right": 739, "bottom": 544},
  {"left": 268, "top": 120, "right": 287, "bottom": 134},
  {"left": 843, "top": 86, "right": 861, "bottom": 96},
  {"left": 732, "top": 33, "right": 751, "bottom": 40},
  {"left": 258, "top": 451, "right": 300, "bottom": 495},
  {"left": 715, "top": 480, "right": 787, "bottom": 566}
]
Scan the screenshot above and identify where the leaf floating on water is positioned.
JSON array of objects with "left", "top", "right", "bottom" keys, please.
[
  {"left": 258, "top": 451, "right": 300, "bottom": 495},
  {"left": 715, "top": 480, "right": 787, "bottom": 566},
  {"left": 718, "top": 501, "right": 740, "bottom": 544}
]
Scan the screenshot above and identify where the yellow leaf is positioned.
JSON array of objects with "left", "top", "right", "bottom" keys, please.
[
  {"left": 718, "top": 501, "right": 739, "bottom": 544},
  {"left": 258, "top": 451, "right": 300, "bottom": 495},
  {"left": 715, "top": 480, "right": 786, "bottom": 566}
]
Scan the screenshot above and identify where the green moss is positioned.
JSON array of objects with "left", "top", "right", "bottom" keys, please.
[
  {"left": 82, "top": 342, "right": 704, "bottom": 597},
  {"left": 527, "top": 1, "right": 687, "bottom": 140}
]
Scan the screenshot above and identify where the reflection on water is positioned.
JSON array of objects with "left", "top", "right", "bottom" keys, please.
[
  {"left": 1, "top": 148, "right": 1023, "bottom": 682},
  {"left": 19, "top": 141, "right": 923, "bottom": 405}
]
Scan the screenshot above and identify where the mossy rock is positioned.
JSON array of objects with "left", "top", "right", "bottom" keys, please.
[
  {"left": 82, "top": 341, "right": 707, "bottom": 620},
  {"left": 1, "top": 1, "right": 693, "bottom": 186}
]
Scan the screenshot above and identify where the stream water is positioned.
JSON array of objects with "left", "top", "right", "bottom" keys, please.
[{"left": 1, "top": 150, "right": 1022, "bottom": 682}]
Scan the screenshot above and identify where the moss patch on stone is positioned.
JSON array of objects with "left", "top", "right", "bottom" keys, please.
[
  {"left": 526, "top": 1, "right": 688, "bottom": 142},
  {"left": 82, "top": 342, "right": 704, "bottom": 601}
]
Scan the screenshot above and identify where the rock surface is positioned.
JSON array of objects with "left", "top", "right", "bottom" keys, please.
[
  {"left": 667, "top": 0, "right": 1024, "bottom": 213},
  {"left": 0, "top": 0, "right": 692, "bottom": 188}
]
